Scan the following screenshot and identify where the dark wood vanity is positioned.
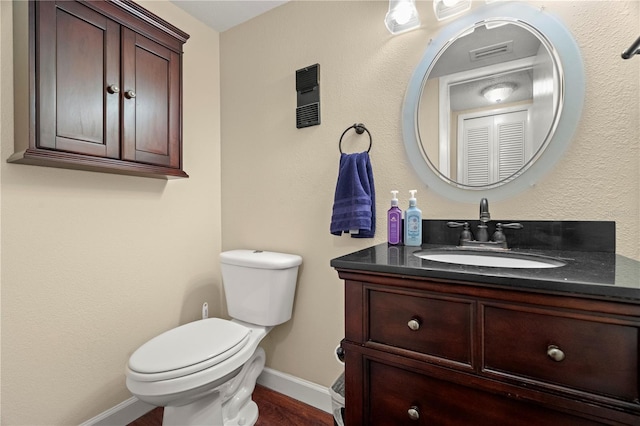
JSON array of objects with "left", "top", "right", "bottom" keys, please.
[{"left": 333, "top": 224, "right": 640, "bottom": 425}]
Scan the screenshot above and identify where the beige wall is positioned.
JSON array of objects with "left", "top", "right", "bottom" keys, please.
[
  {"left": 0, "top": 0, "right": 638, "bottom": 424},
  {"left": 220, "top": 0, "right": 638, "bottom": 390},
  {"left": 1, "top": 0, "right": 221, "bottom": 424}
]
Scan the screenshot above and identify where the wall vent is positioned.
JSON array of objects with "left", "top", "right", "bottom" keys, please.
[
  {"left": 296, "top": 64, "right": 320, "bottom": 128},
  {"left": 296, "top": 103, "right": 320, "bottom": 129},
  {"left": 470, "top": 41, "right": 513, "bottom": 62}
]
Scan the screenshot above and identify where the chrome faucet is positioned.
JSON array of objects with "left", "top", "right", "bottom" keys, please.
[{"left": 447, "top": 198, "right": 523, "bottom": 249}]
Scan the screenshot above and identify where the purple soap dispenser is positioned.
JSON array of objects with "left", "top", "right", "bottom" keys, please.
[{"left": 388, "top": 190, "right": 403, "bottom": 245}]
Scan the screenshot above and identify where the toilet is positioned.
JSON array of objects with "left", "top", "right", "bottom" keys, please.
[{"left": 125, "top": 249, "right": 302, "bottom": 426}]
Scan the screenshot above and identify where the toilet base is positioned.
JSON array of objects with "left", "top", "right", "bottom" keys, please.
[
  {"left": 163, "top": 400, "right": 259, "bottom": 426},
  {"left": 224, "top": 400, "right": 259, "bottom": 426},
  {"left": 162, "top": 347, "right": 266, "bottom": 426}
]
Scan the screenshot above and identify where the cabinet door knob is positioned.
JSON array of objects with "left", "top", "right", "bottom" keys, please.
[
  {"left": 107, "top": 84, "right": 120, "bottom": 94},
  {"left": 407, "top": 318, "right": 421, "bottom": 331},
  {"left": 408, "top": 406, "right": 420, "bottom": 421},
  {"left": 547, "top": 345, "right": 565, "bottom": 362},
  {"left": 124, "top": 90, "right": 136, "bottom": 99}
]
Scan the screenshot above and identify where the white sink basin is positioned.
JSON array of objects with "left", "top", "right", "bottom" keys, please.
[{"left": 414, "top": 250, "right": 566, "bottom": 269}]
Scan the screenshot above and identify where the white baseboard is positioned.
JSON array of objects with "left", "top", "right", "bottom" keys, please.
[
  {"left": 79, "top": 396, "right": 155, "bottom": 426},
  {"left": 81, "top": 368, "right": 333, "bottom": 425},
  {"left": 257, "top": 367, "right": 333, "bottom": 414}
]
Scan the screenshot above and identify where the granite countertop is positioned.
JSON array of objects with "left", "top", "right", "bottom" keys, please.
[{"left": 331, "top": 243, "right": 640, "bottom": 303}]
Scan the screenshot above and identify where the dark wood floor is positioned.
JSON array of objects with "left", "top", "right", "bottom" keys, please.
[{"left": 127, "top": 385, "right": 335, "bottom": 426}]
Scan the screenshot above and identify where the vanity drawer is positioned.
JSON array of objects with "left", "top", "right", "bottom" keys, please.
[
  {"left": 367, "top": 359, "right": 602, "bottom": 426},
  {"left": 368, "top": 288, "right": 473, "bottom": 365},
  {"left": 482, "top": 304, "right": 639, "bottom": 402}
]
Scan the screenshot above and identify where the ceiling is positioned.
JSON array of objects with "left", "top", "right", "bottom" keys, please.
[
  {"left": 169, "top": 0, "right": 290, "bottom": 32},
  {"left": 428, "top": 22, "right": 543, "bottom": 111}
]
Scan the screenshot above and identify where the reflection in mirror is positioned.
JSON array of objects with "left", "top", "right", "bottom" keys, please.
[
  {"left": 402, "top": 1, "right": 585, "bottom": 204},
  {"left": 418, "top": 20, "right": 561, "bottom": 189}
]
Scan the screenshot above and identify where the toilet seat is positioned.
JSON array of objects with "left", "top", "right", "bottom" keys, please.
[
  {"left": 126, "top": 320, "right": 269, "bottom": 404},
  {"left": 128, "top": 318, "right": 250, "bottom": 382}
]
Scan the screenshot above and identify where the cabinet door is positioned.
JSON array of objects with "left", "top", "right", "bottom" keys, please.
[
  {"left": 122, "top": 28, "right": 181, "bottom": 169},
  {"left": 38, "top": 1, "right": 120, "bottom": 158}
]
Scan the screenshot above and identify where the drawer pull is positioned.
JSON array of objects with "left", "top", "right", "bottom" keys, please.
[
  {"left": 107, "top": 84, "right": 120, "bottom": 94},
  {"left": 408, "top": 406, "right": 420, "bottom": 421},
  {"left": 407, "top": 318, "right": 421, "bottom": 331},
  {"left": 547, "top": 345, "right": 565, "bottom": 362},
  {"left": 124, "top": 89, "right": 136, "bottom": 99}
]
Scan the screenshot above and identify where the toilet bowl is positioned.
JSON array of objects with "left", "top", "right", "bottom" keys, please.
[{"left": 125, "top": 250, "right": 302, "bottom": 426}]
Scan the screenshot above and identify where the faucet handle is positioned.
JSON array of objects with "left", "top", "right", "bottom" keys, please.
[
  {"left": 447, "top": 221, "right": 466, "bottom": 228},
  {"left": 447, "top": 222, "right": 473, "bottom": 243},
  {"left": 492, "top": 222, "right": 523, "bottom": 246},
  {"left": 493, "top": 224, "right": 506, "bottom": 244},
  {"left": 500, "top": 222, "right": 524, "bottom": 230}
]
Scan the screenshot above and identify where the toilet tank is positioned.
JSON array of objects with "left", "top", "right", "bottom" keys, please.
[{"left": 220, "top": 250, "right": 302, "bottom": 326}]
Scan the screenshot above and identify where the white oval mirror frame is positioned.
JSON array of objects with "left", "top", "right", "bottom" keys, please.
[{"left": 402, "top": 2, "right": 585, "bottom": 203}]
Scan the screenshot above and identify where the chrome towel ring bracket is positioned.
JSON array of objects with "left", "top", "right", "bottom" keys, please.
[{"left": 339, "top": 123, "right": 372, "bottom": 154}]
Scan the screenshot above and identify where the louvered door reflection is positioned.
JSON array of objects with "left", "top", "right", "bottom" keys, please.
[
  {"left": 496, "top": 114, "right": 526, "bottom": 181},
  {"left": 458, "top": 109, "right": 529, "bottom": 186},
  {"left": 462, "top": 115, "right": 492, "bottom": 186}
]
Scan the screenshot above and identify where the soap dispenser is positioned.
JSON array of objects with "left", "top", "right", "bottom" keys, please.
[
  {"left": 404, "top": 190, "right": 422, "bottom": 246},
  {"left": 387, "top": 190, "right": 403, "bottom": 245}
]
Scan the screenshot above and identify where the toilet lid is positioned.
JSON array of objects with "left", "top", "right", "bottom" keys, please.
[{"left": 128, "top": 318, "right": 250, "bottom": 376}]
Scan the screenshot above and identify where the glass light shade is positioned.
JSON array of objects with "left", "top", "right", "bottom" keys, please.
[
  {"left": 385, "top": 0, "right": 421, "bottom": 34},
  {"left": 482, "top": 83, "right": 517, "bottom": 103},
  {"left": 433, "top": 0, "right": 471, "bottom": 21}
]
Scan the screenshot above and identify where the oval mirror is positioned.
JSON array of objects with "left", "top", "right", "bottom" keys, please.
[{"left": 403, "top": 2, "right": 584, "bottom": 202}]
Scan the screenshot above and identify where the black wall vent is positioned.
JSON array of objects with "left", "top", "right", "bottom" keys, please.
[{"left": 296, "top": 64, "right": 320, "bottom": 128}]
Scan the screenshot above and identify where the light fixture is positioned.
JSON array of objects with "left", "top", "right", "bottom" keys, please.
[
  {"left": 482, "top": 83, "right": 517, "bottom": 103},
  {"left": 433, "top": 0, "right": 471, "bottom": 21},
  {"left": 384, "top": 0, "right": 421, "bottom": 35}
]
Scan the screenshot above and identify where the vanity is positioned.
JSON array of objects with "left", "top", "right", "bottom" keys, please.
[
  {"left": 331, "top": 221, "right": 640, "bottom": 425},
  {"left": 331, "top": 2, "right": 638, "bottom": 423}
]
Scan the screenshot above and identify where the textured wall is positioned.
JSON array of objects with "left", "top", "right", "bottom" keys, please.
[
  {"left": 220, "top": 0, "right": 639, "bottom": 390},
  {"left": 1, "top": 0, "right": 221, "bottom": 424},
  {"left": 0, "top": 1, "right": 637, "bottom": 424}
]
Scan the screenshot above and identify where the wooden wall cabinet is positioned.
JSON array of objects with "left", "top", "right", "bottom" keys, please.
[
  {"left": 339, "top": 270, "right": 640, "bottom": 425},
  {"left": 9, "top": 0, "right": 190, "bottom": 179}
]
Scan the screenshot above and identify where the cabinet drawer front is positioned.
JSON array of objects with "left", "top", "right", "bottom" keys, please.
[
  {"left": 367, "top": 359, "right": 601, "bottom": 426},
  {"left": 483, "top": 305, "right": 639, "bottom": 402},
  {"left": 368, "top": 289, "right": 473, "bottom": 365}
]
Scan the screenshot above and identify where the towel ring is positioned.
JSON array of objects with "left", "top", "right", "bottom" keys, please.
[{"left": 339, "top": 123, "right": 372, "bottom": 154}]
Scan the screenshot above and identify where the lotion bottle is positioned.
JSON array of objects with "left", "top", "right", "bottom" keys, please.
[
  {"left": 387, "top": 190, "right": 403, "bottom": 245},
  {"left": 404, "top": 190, "right": 422, "bottom": 246}
]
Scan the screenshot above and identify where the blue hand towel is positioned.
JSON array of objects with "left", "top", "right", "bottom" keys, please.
[{"left": 330, "top": 152, "right": 376, "bottom": 238}]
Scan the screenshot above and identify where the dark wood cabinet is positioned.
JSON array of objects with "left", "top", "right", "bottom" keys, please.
[
  {"left": 338, "top": 270, "right": 640, "bottom": 425},
  {"left": 9, "top": 0, "right": 189, "bottom": 179}
]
